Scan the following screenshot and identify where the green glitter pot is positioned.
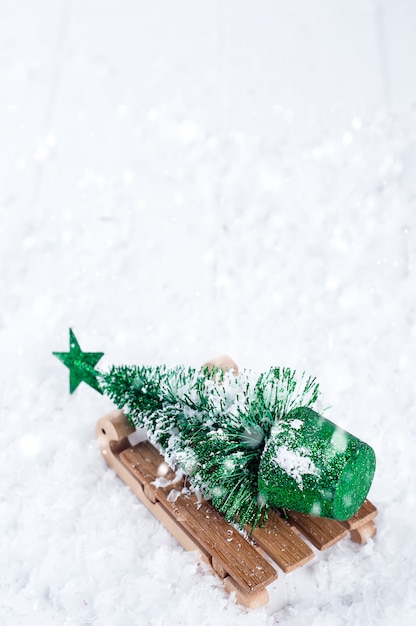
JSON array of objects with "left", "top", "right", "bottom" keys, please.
[{"left": 257, "top": 406, "right": 376, "bottom": 520}]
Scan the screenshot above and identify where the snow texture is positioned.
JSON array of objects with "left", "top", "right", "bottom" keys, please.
[
  {"left": 272, "top": 445, "right": 319, "bottom": 489},
  {"left": 1, "top": 1, "right": 416, "bottom": 624}
]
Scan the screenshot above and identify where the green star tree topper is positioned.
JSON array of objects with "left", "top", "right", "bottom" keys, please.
[{"left": 53, "top": 329, "right": 104, "bottom": 394}]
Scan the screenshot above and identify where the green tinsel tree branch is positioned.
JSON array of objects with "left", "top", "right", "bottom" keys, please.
[{"left": 99, "top": 364, "right": 321, "bottom": 527}]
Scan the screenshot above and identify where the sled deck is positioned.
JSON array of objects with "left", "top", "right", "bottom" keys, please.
[{"left": 96, "top": 410, "right": 377, "bottom": 609}]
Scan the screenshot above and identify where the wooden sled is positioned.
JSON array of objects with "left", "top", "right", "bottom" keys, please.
[{"left": 96, "top": 409, "right": 377, "bottom": 609}]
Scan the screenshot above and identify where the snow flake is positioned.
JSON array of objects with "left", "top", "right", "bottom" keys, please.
[
  {"left": 310, "top": 501, "right": 321, "bottom": 516},
  {"left": 223, "top": 458, "right": 235, "bottom": 473},
  {"left": 175, "top": 447, "right": 197, "bottom": 473},
  {"left": 167, "top": 489, "right": 181, "bottom": 503},
  {"left": 330, "top": 427, "right": 348, "bottom": 453}
]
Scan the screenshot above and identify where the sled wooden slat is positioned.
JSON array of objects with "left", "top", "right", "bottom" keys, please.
[
  {"left": 283, "top": 510, "right": 348, "bottom": 550},
  {"left": 120, "top": 444, "right": 278, "bottom": 595},
  {"left": 96, "top": 409, "right": 378, "bottom": 608},
  {"left": 120, "top": 441, "right": 177, "bottom": 503},
  {"left": 341, "top": 499, "right": 377, "bottom": 529},
  {"left": 340, "top": 499, "right": 377, "bottom": 544},
  {"left": 249, "top": 510, "right": 315, "bottom": 573}
]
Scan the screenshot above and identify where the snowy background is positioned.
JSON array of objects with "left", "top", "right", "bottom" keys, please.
[{"left": 1, "top": 0, "right": 416, "bottom": 624}]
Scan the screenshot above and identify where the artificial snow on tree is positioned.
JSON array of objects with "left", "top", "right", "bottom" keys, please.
[{"left": 53, "top": 329, "right": 376, "bottom": 528}]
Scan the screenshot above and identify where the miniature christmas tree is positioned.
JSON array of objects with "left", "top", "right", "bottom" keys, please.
[{"left": 54, "top": 329, "right": 376, "bottom": 528}]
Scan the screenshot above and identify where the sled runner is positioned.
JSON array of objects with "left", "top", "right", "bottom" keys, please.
[{"left": 96, "top": 409, "right": 377, "bottom": 609}]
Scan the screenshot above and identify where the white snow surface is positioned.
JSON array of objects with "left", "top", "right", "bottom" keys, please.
[{"left": 1, "top": 1, "right": 416, "bottom": 624}]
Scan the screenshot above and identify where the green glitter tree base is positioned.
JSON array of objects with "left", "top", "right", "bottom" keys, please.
[{"left": 258, "top": 407, "right": 376, "bottom": 520}]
